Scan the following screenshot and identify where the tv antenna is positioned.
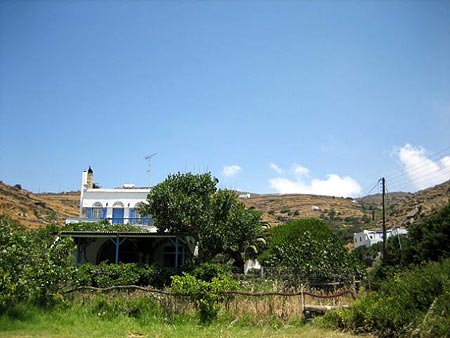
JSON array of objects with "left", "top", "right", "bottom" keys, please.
[{"left": 145, "top": 153, "right": 157, "bottom": 187}]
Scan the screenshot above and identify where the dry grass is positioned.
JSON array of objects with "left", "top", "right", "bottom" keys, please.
[
  {"left": 241, "top": 193, "right": 364, "bottom": 226},
  {"left": 0, "top": 182, "right": 79, "bottom": 228}
]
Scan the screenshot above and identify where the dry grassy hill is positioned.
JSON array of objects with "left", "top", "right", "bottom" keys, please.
[
  {"left": 242, "top": 180, "right": 450, "bottom": 229},
  {"left": 1, "top": 179, "right": 449, "bottom": 234},
  {"left": 363, "top": 180, "right": 450, "bottom": 228},
  {"left": 241, "top": 193, "right": 364, "bottom": 225},
  {"left": 0, "top": 181, "right": 79, "bottom": 228}
]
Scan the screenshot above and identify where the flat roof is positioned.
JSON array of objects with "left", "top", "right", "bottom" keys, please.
[{"left": 60, "top": 231, "right": 190, "bottom": 239}]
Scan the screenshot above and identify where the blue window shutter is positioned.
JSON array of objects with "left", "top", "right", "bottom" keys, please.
[
  {"left": 102, "top": 208, "right": 107, "bottom": 219},
  {"left": 87, "top": 208, "right": 93, "bottom": 219},
  {"left": 112, "top": 208, "right": 124, "bottom": 224}
]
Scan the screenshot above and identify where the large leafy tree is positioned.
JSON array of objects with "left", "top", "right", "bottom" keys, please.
[
  {"left": 0, "top": 215, "right": 75, "bottom": 307},
  {"left": 408, "top": 203, "right": 450, "bottom": 263},
  {"left": 141, "top": 172, "right": 262, "bottom": 267},
  {"left": 259, "top": 219, "right": 360, "bottom": 278}
]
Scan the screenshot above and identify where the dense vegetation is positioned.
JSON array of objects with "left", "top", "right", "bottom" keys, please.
[
  {"left": 320, "top": 204, "right": 450, "bottom": 337},
  {"left": 141, "top": 172, "right": 263, "bottom": 269},
  {"left": 0, "top": 215, "right": 75, "bottom": 307},
  {"left": 2, "top": 171, "right": 450, "bottom": 336},
  {"left": 259, "top": 219, "right": 362, "bottom": 281}
]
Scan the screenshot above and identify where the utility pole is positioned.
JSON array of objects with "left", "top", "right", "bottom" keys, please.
[{"left": 381, "top": 177, "right": 387, "bottom": 261}]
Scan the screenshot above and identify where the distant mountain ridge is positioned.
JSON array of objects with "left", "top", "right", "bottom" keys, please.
[{"left": 1, "top": 179, "right": 449, "bottom": 231}]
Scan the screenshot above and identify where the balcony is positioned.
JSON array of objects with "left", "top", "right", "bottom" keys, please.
[{"left": 65, "top": 217, "right": 151, "bottom": 226}]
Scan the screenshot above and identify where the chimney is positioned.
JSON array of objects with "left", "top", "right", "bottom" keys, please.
[{"left": 87, "top": 166, "right": 94, "bottom": 189}]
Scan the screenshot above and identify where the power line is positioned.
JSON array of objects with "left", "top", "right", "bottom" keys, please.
[
  {"left": 386, "top": 146, "right": 450, "bottom": 181},
  {"left": 361, "top": 179, "right": 382, "bottom": 197},
  {"left": 387, "top": 166, "right": 450, "bottom": 192}
]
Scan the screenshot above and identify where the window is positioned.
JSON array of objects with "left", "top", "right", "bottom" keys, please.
[
  {"left": 92, "top": 202, "right": 103, "bottom": 219},
  {"left": 163, "top": 245, "right": 184, "bottom": 268},
  {"left": 132, "top": 202, "right": 151, "bottom": 225}
]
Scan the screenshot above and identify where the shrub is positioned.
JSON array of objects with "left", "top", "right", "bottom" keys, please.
[
  {"left": 190, "top": 262, "right": 231, "bottom": 282},
  {"left": 0, "top": 216, "right": 75, "bottom": 307},
  {"left": 280, "top": 207, "right": 290, "bottom": 214},
  {"left": 319, "top": 259, "right": 450, "bottom": 337},
  {"left": 171, "top": 272, "right": 238, "bottom": 324},
  {"left": 75, "top": 263, "right": 174, "bottom": 288},
  {"left": 259, "top": 219, "right": 362, "bottom": 279}
]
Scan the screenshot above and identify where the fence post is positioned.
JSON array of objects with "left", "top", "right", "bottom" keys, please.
[{"left": 300, "top": 283, "right": 305, "bottom": 318}]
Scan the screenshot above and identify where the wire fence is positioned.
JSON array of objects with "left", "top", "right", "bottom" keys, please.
[{"left": 64, "top": 280, "right": 357, "bottom": 320}]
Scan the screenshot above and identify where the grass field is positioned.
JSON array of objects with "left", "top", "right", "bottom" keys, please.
[{"left": 0, "top": 303, "right": 361, "bottom": 338}]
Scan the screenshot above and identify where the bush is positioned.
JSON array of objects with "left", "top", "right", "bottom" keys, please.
[
  {"left": 319, "top": 259, "right": 450, "bottom": 337},
  {"left": 190, "top": 263, "right": 231, "bottom": 282},
  {"left": 75, "top": 263, "right": 174, "bottom": 288},
  {"left": 280, "top": 207, "right": 290, "bottom": 214},
  {"left": 171, "top": 272, "right": 238, "bottom": 324},
  {"left": 259, "top": 219, "right": 362, "bottom": 279},
  {"left": 0, "top": 216, "right": 75, "bottom": 307},
  {"left": 88, "top": 293, "right": 161, "bottom": 320}
]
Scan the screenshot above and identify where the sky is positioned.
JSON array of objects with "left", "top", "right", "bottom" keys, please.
[{"left": 1, "top": 0, "right": 449, "bottom": 197}]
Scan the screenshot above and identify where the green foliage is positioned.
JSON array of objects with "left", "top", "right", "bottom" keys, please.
[
  {"left": 171, "top": 272, "right": 238, "bottom": 324},
  {"left": 189, "top": 263, "right": 232, "bottom": 282},
  {"left": 356, "top": 204, "right": 450, "bottom": 290},
  {"left": 75, "top": 263, "right": 173, "bottom": 288},
  {"left": 279, "top": 207, "right": 290, "bottom": 214},
  {"left": 64, "top": 220, "right": 145, "bottom": 232},
  {"left": 408, "top": 203, "right": 450, "bottom": 262},
  {"left": 208, "top": 190, "right": 262, "bottom": 265},
  {"left": 259, "top": 219, "right": 361, "bottom": 279},
  {"left": 141, "top": 172, "right": 262, "bottom": 267},
  {"left": 0, "top": 215, "right": 75, "bottom": 307},
  {"left": 319, "top": 259, "right": 450, "bottom": 338},
  {"left": 88, "top": 293, "right": 161, "bottom": 320}
]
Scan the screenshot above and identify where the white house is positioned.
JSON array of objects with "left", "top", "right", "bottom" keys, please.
[
  {"left": 66, "top": 167, "right": 154, "bottom": 229},
  {"left": 353, "top": 228, "right": 408, "bottom": 248},
  {"left": 63, "top": 167, "right": 192, "bottom": 267}
]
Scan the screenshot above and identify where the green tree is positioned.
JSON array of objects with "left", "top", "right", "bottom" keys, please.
[
  {"left": 259, "top": 219, "right": 360, "bottom": 278},
  {"left": 0, "top": 215, "right": 75, "bottom": 307},
  {"left": 141, "top": 172, "right": 262, "bottom": 268},
  {"left": 408, "top": 203, "right": 450, "bottom": 262},
  {"left": 208, "top": 189, "right": 262, "bottom": 267}
]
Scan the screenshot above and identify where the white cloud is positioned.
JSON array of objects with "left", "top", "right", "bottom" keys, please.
[
  {"left": 292, "top": 163, "right": 309, "bottom": 177},
  {"left": 269, "top": 163, "right": 283, "bottom": 173},
  {"left": 396, "top": 144, "right": 450, "bottom": 190},
  {"left": 269, "top": 165, "right": 362, "bottom": 197},
  {"left": 222, "top": 165, "right": 242, "bottom": 177}
]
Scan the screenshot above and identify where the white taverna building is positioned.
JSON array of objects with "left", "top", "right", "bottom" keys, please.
[
  {"left": 67, "top": 167, "right": 154, "bottom": 229},
  {"left": 353, "top": 228, "right": 408, "bottom": 248}
]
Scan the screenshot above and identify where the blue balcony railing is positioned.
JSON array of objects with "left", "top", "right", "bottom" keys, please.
[{"left": 68, "top": 217, "right": 151, "bottom": 226}]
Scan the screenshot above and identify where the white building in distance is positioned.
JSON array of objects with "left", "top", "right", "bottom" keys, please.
[{"left": 353, "top": 228, "right": 408, "bottom": 248}]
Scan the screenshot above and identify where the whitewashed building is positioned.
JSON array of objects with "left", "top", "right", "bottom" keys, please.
[
  {"left": 66, "top": 167, "right": 154, "bottom": 229},
  {"left": 353, "top": 228, "right": 408, "bottom": 248},
  {"left": 63, "top": 167, "right": 192, "bottom": 267}
]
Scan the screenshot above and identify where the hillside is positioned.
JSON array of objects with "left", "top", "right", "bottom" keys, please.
[
  {"left": 241, "top": 193, "right": 364, "bottom": 225},
  {"left": 1, "top": 179, "right": 449, "bottom": 235},
  {"left": 0, "top": 181, "right": 79, "bottom": 228}
]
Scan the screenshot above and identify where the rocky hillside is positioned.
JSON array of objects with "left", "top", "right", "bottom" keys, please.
[
  {"left": 362, "top": 180, "right": 450, "bottom": 228},
  {"left": 0, "top": 181, "right": 79, "bottom": 228},
  {"left": 1, "top": 179, "right": 449, "bottom": 233},
  {"left": 241, "top": 193, "right": 364, "bottom": 225}
]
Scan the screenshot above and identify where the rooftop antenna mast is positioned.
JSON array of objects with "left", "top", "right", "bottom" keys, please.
[{"left": 145, "top": 153, "right": 157, "bottom": 187}]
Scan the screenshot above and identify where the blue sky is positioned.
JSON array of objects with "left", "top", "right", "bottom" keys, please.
[{"left": 1, "top": 1, "right": 449, "bottom": 196}]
